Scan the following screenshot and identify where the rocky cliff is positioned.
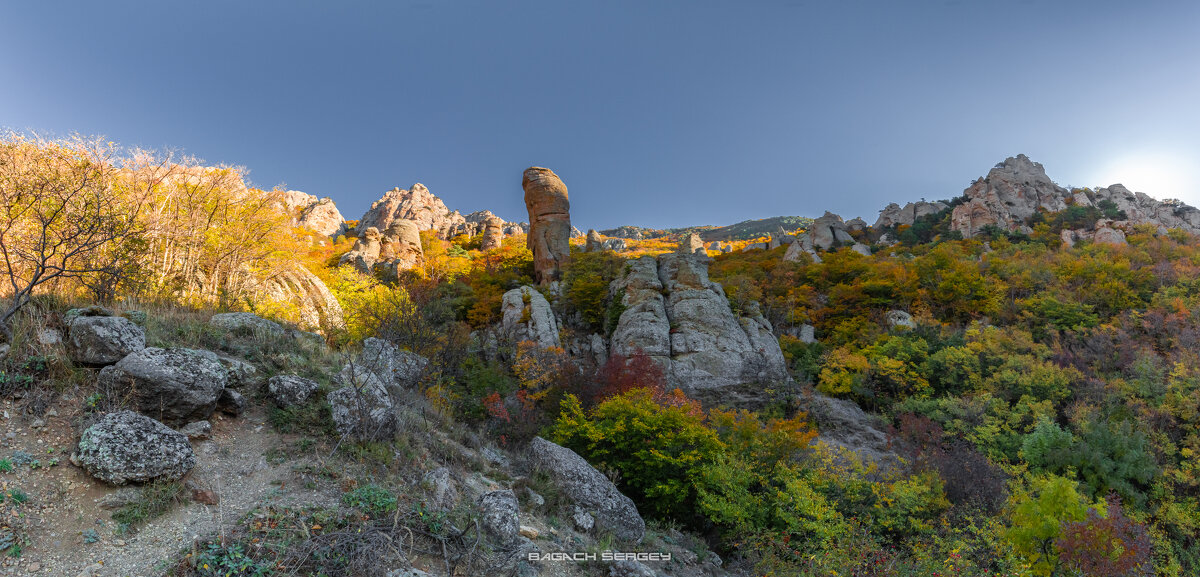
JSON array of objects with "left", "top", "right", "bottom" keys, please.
[
  {"left": 277, "top": 190, "right": 347, "bottom": 237},
  {"left": 358, "top": 184, "right": 528, "bottom": 240},
  {"left": 608, "top": 253, "right": 787, "bottom": 391}
]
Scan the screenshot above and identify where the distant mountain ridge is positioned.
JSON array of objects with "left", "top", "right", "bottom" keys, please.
[{"left": 600, "top": 216, "right": 816, "bottom": 242}]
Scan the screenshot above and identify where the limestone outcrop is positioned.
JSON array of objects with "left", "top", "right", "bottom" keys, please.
[
  {"left": 480, "top": 215, "right": 505, "bottom": 250},
  {"left": 527, "top": 437, "right": 646, "bottom": 543},
  {"left": 782, "top": 233, "right": 822, "bottom": 263},
  {"left": 278, "top": 190, "right": 346, "bottom": 237},
  {"left": 67, "top": 315, "right": 146, "bottom": 366},
  {"left": 378, "top": 220, "right": 424, "bottom": 271},
  {"left": 872, "top": 201, "right": 948, "bottom": 230},
  {"left": 679, "top": 233, "right": 705, "bottom": 255},
  {"left": 256, "top": 265, "right": 345, "bottom": 331},
  {"left": 608, "top": 254, "right": 787, "bottom": 390},
  {"left": 98, "top": 347, "right": 230, "bottom": 426},
  {"left": 500, "top": 286, "right": 561, "bottom": 349},
  {"left": 523, "top": 167, "right": 572, "bottom": 285},
  {"left": 586, "top": 229, "right": 603, "bottom": 252},
  {"left": 809, "top": 212, "right": 854, "bottom": 250}
]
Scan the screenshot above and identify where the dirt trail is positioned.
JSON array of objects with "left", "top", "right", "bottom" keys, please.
[{"left": 5, "top": 392, "right": 339, "bottom": 577}]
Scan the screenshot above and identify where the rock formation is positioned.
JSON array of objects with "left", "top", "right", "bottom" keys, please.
[
  {"left": 500, "top": 286, "right": 561, "bottom": 349},
  {"left": 586, "top": 229, "right": 603, "bottom": 252},
  {"left": 98, "top": 348, "right": 230, "bottom": 426},
  {"left": 527, "top": 437, "right": 646, "bottom": 543},
  {"left": 522, "top": 167, "right": 572, "bottom": 285},
  {"left": 782, "top": 233, "right": 822, "bottom": 263},
  {"left": 339, "top": 227, "right": 383, "bottom": 273},
  {"left": 480, "top": 215, "right": 505, "bottom": 250},
  {"left": 267, "top": 375, "right": 321, "bottom": 408},
  {"left": 67, "top": 315, "right": 145, "bottom": 366},
  {"left": 256, "top": 265, "right": 345, "bottom": 331},
  {"left": 358, "top": 184, "right": 526, "bottom": 241},
  {"left": 76, "top": 411, "right": 196, "bottom": 485},
  {"left": 378, "top": 220, "right": 424, "bottom": 271},
  {"left": 608, "top": 254, "right": 787, "bottom": 390},
  {"left": 809, "top": 212, "right": 854, "bottom": 250},
  {"left": 278, "top": 190, "right": 346, "bottom": 237},
  {"left": 679, "top": 233, "right": 705, "bottom": 255},
  {"left": 872, "top": 201, "right": 948, "bottom": 230}
]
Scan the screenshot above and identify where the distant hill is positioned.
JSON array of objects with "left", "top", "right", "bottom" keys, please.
[{"left": 601, "top": 215, "right": 815, "bottom": 242}]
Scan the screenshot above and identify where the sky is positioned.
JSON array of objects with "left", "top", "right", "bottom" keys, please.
[{"left": 3, "top": 1, "right": 1199, "bottom": 231}]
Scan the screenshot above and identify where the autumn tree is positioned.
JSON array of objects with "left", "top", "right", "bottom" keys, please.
[{"left": 0, "top": 134, "right": 146, "bottom": 338}]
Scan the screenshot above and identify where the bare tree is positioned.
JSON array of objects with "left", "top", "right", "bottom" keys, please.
[{"left": 0, "top": 134, "right": 145, "bottom": 339}]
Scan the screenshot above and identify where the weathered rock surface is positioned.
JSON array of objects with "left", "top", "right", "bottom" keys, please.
[
  {"left": 609, "top": 254, "right": 787, "bottom": 390},
  {"left": 339, "top": 227, "right": 383, "bottom": 273},
  {"left": 99, "top": 348, "right": 229, "bottom": 425},
  {"left": 218, "top": 388, "right": 246, "bottom": 416},
  {"left": 603, "top": 238, "right": 627, "bottom": 252},
  {"left": 886, "top": 310, "right": 916, "bottom": 329},
  {"left": 76, "top": 411, "right": 196, "bottom": 485},
  {"left": 65, "top": 305, "right": 114, "bottom": 324},
  {"left": 267, "top": 375, "right": 321, "bottom": 408},
  {"left": 478, "top": 490, "right": 521, "bottom": 544},
  {"left": 377, "top": 219, "right": 425, "bottom": 275},
  {"left": 523, "top": 167, "right": 572, "bottom": 285},
  {"left": 480, "top": 215, "right": 505, "bottom": 251},
  {"left": 801, "top": 393, "right": 901, "bottom": 472},
  {"left": 527, "top": 437, "right": 645, "bottom": 542},
  {"left": 809, "top": 212, "right": 854, "bottom": 250},
  {"left": 679, "top": 233, "right": 705, "bottom": 255},
  {"left": 278, "top": 190, "right": 347, "bottom": 237},
  {"left": 255, "top": 264, "right": 345, "bottom": 331},
  {"left": 328, "top": 373, "right": 397, "bottom": 441},
  {"left": 338, "top": 337, "right": 429, "bottom": 396},
  {"left": 501, "top": 286, "right": 561, "bottom": 349},
  {"left": 872, "top": 201, "right": 949, "bottom": 230},
  {"left": 851, "top": 243, "right": 872, "bottom": 256},
  {"left": 67, "top": 316, "right": 146, "bottom": 366},
  {"left": 586, "top": 229, "right": 604, "bottom": 252},
  {"left": 422, "top": 467, "right": 459, "bottom": 512},
  {"left": 359, "top": 184, "right": 464, "bottom": 238},
  {"left": 209, "top": 312, "right": 286, "bottom": 336}
]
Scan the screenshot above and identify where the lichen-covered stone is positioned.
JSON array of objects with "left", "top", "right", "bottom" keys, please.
[
  {"left": 76, "top": 411, "right": 195, "bottom": 485},
  {"left": 267, "top": 375, "right": 320, "bottom": 408},
  {"left": 527, "top": 437, "right": 645, "bottom": 543},
  {"left": 99, "top": 348, "right": 228, "bottom": 425},
  {"left": 67, "top": 316, "right": 146, "bottom": 366}
]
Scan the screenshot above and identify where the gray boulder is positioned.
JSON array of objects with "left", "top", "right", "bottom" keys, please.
[
  {"left": 177, "top": 420, "right": 212, "bottom": 440},
  {"left": 218, "top": 388, "right": 246, "bottom": 416},
  {"left": 76, "top": 411, "right": 196, "bottom": 485},
  {"left": 267, "top": 375, "right": 320, "bottom": 408},
  {"left": 98, "top": 348, "right": 228, "bottom": 425},
  {"left": 209, "top": 312, "right": 286, "bottom": 336},
  {"left": 885, "top": 310, "right": 916, "bottom": 329},
  {"left": 478, "top": 490, "right": 520, "bottom": 544},
  {"left": 64, "top": 305, "right": 114, "bottom": 324},
  {"left": 422, "top": 467, "right": 459, "bottom": 512},
  {"left": 328, "top": 373, "right": 397, "bottom": 441},
  {"left": 338, "top": 337, "right": 429, "bottom": 396},
  {"left": 850, "top": 243, "right": 872, "bottom": 256},
  {"left": 802, "top": 392, "right": 901, "bottom": 473},
  {"left": 500, "top": 286, "right": 561, "bottom": 349},
  {"left": 67, "top": 316, "right": 145, "bottom": 366},
  {"left": 527, "top": 437, "right": 645, "bottom": 542}
]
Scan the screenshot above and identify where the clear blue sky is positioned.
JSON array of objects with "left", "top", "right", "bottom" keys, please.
[{"left": 3, "top": 1, "right": 1198, "bottom": 230}]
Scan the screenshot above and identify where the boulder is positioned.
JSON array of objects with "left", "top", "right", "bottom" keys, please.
[
  {"left": 278, "top": 190, "right": 347, "bottom": 237},
  {"left": 121, "top": 310, "right": 147, "bottom": 325},
  {"left": 528, "top": 437, "right": 645, "bottom": 542},
  {"left": 254, "top": 264, "right": 345, "bottom": 332},
  {"left": 76, "top": 411, "right": 196, "bottom": 485},
  {"left": 500, "top": 286, "right": 561, "bottom": 349},
  {"left": 378, "top": 219, "right": 424, "bottom": 271},
  {"left": 478, "top": 490, "right": 521, "bottom": 544},
  {"left": 338, "top": 337, "right": 429, "bottom": 396},
  {"left": 178, "top": 420, "right": 212, "bottom": 440},
  {"left": 480, "top": 215, "right": 505, "bottom": 251},
  {"left": 1092, "top": 225, "right": 1127, "bottom": 246},
  {"left": 679, "top": 233, "right": 705, "bottom": 255},
  {"left": 850, "top": 243, "right": 872, "bottom": 256},
  {"left": 64, "top": 305, "right": 114, "bottom": 324},
  {"left": 267, "top": 375, "right": 321, "bottom": 408},
  {"left": 885, "top": 310, "right": 916, "bottom": 329},
  {"left": 67, "top": 316, "right": 145, "bottom": 366},
  {"left": 801, "top": 393, "right": 901, "bottom": 472},
  {"left": 586, "top": 229, "right": 604, "bottom": 252},
  {"left": 339, "top": 227, "right": 383, "bottom": 273},
  {"left": 98, "top": 348, "right": 228, "bottom": 425},
  {"left": 782, "top": 233, "right": 822, "bottom": 263},
  {"left": 217, "top": 388, "right": 246, "bottom": 416},
  {"left": 809, "top": 212, "right": 853, "bottom": 250},
  {"left": 328, "top": 373, "right": 397, "bottom": 441},
  {"left": 523, "top": 167, "right": 572, "bottom": 285},
  {"left": 872, "top": 201, "right": 948, "bottom": 231},
  {"left": 422, "top": 467, "right": 459, "bottom": 512},
  {"left": 209, "top": 312, "right": 285, "bottom": 336},
  {"left": 603, "top": 238, "right": 627, "bottom": 252}
]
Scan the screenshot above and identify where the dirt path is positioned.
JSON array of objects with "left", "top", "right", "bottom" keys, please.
[{"left": 4, "top": 392, "right": 340, "bottom": 577}]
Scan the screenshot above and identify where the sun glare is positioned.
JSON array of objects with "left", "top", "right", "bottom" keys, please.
[{"left": 1092, "top": 151, "right": 1198, "bottom": 204}]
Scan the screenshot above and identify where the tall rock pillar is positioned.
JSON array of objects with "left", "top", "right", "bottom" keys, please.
[{"left": 522, "top": 167, "right": 572, "bottom": 285}]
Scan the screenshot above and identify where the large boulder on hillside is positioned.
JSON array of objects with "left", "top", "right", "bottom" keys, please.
[
  {"left": 328, "top": 373, "right": 397, "bottom": 441},
  {"left": 338, "top": 337, "right": 429, "bottom": 396},
  {"left": 809, "top": 211, "right": 854, "bottom": 250},
  {"left": 339, "top": 226, "right": 384, "bottom": 273},
  {"left": 98, "top": 348, "right": 229, "bottom": 425},
  {"left": 527, "top": 437, "right": 645, "bottom": 543},
  {"left": 679, "top": 233, "right": 705, "bottom": 255},
  {"left": 209, "top": 312, "right": 286, "bottom": 336},
  {"left": 500, "top": 286, "right": 561, "bottom": 349},
  {"left": 523, "top": 167, "right": 572, "bottom": 285},
  {"left": 267, "top": 375, "right": 321, "bottom": 408},
  {"left": 477, "top": 490, "right": 521, "bottom": 544},
  {"left": 76, "top": 411, "right": 196, "bottom": 485},
  {"left": 67, "top": 316, "right": 146, "bottom": 366},
  {"left": 801, "top": 393, "right": 901, "bottom": 473}
]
